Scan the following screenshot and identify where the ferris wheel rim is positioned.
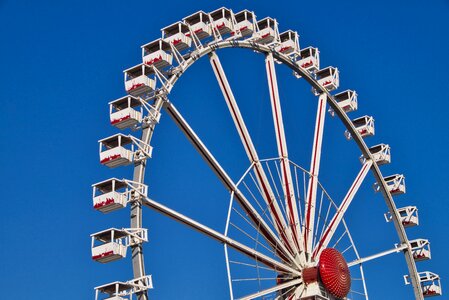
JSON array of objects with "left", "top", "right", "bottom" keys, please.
[
  {"left": 100, "top": 21, "right": 426, "bottom": 299},
  {"left": 145, "top": 39, "right": 422, "bottom": 298}
]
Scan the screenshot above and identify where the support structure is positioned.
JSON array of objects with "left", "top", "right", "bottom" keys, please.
[
  {"left": 265, "top": 52, "right": 304, "bottom": 264},
  {"left": 312, "top": 160, "right": 373, "bottom": 260},
  {"left": 209, "top": 51, "right": 298, "bottom": 258},
  {"left": 163, "top": 99, "right": 299, "bottom": 267},
  {"left": 91, "top": 8, "right": 441, "bottom": 299},
  {"left": 130, "top": 97, "right": 164, "bottom": 300},
  {"left": 304, "top": 93, "right": 327, "bottom": 258}
]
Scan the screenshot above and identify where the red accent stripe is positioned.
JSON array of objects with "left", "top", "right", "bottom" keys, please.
[
  {"left": 304, "top": 98, "right": 325, "bottom": 251},
  {"left": 267, "top": 60, "right": 300, "bottom": 250},
  {"left": 100, "top": 154, "right": 122, "bottom": 164},
  {"left": 127, "top": 83, "right": 144, "bottom": 92},
  {"left": 92, "top": 250, "right": 114, "bottom": 260},
  {"left": 312, "top": 162, "right": 370, "bottom": 259},
  {"left": 111, "top": 114, "right": 131, "bottom": 125},
  {"left": 94, "top": 197, "right": 115, "bottom": 209}
]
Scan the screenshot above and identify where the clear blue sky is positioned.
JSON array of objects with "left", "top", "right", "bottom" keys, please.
[{"left": 0, "top": 0, "right": 448, "bottom": 299}]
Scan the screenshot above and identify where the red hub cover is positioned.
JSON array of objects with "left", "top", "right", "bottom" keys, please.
[{"left": 318, "top": 248, "right": 351, "bottom": 299}]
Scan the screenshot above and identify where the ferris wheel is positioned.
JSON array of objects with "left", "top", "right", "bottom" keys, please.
[{"left": 90, "top": 7, "right": 442, "bottom": 300}]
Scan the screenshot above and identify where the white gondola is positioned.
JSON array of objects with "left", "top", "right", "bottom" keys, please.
[
  {"left": 276, "top": 30, "right": 300, "bottom": 56},
  {"left": 141, "top": 39, "right": 173, "bottom": 68},
  {"left": 183, "top": 11, "right": 212, "bottom": 40},
  {"left": 109, "top": 96, "right": 143, "bottom": 129},
  {"left": 99, "top": 134, "right": 134, "bottom": 168},
  {"left": 385, "top": 206, "right": 419, "bottom": 228},
  {"left": 316, "top": 66, "right": 339, "bottom": 91},
  {"left": 91, "top": 228, "right": 129, "bottom": 263},
  {"left": 345, "top": 115, "right": 375, "bottom": 140},
  {"left": 360, "top": 144, "right": 391, "bottom": 165},
  {"left": 161, "top": 22, "right": 192, "bottom": 51},
  {"left": 91, "top": 228, "right": 148, "bottom": 264},
  {"left": 234, "top": 9, "right": 256, "bottom": 37},
  {"left": 374, "top": 174, "right": 406, "bottom": 195},
  {"left": 95, "top": 276, "right": 153, "bottom": 300},
  {"left": 92, "top": 178, "right": 128, "bottom": 213},
  {"left": 297, "top": 47, "right": 320, "bottom": 72},
  {"left": 410, "top": 238, "right": 431, "bottom": 261},
  {"left": 210, "top": 7, "right": 235, "bottom": 36},
  {"left": 123, "top": 64, "right": 156, "bottom": 97},
  {"left": 96, "top": 280, "right": 131, "bottom": 300},
  {"left": 405, "top": 272, "right": 442, "bottom": 298},
  {"left": 255, "top": 17, "right": 279, "bottom": 44},
  {"left": 334, "top": 90, "right": 358, "bottom": 113}
]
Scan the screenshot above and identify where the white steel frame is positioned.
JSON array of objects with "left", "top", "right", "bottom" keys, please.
[{"left": 91, "top": 7, "right": 441, "bottom": 300}]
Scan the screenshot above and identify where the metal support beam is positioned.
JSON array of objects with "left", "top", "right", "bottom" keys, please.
[
  {"left": 141, "top": 195, "right": 301, "bottom": 276},
  {"left": 303, "top": 94, "right": 327, "bottom": 257},
  {"left": 348, "top": 244, "right": 408, "bottom": 267},
  {"left": 238, "top": 279, "right": 302, "bottom": 300},
  {"left": 265, "top": 52, "right": 304, "bottom": 264},
  {"left": 130, "top": 96, "right": 164, "bottom": 300},
  {"left": 209, "top": 51, "right": 297, "bottom": 257},
  {"left": 312, "top": 160, "right": 373, "bottom": 260},
  {"left": 163, "top": 100, "right": 299, "bottom": 268}
]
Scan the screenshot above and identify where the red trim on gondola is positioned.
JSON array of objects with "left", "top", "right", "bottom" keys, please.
[
  {"left": 301, "top": 60, "right": 313, "bottom": 68},
  {"left": 239, "top": 26, "right": 248, "bottom": 31},
  {"left": 391, "top": 187, "right": 401, "bottom": 193},
  {"left": 414, "top": 252, "right": 427, "bottom": 259},
  {"left": 145, "top": 55, "right": 162, "bottom": 66},
  {"left": 94, "top": 198, "right": 115, "bottom": 209},
  {"left": 216, "top": 22, "right": 225, "bottom": 29},
  {"left": 100, "top": 154, "right": 122, "bottom": 164},
  {"left": 111, "top": 114, "right": 131, "bottom": 125},
  {"left": 424, "top": 289, "right": 437, "bottom": 295},
  {"left": 92, "top": 250, "right": 114, "bottom": 260},
  {"left": 279, "top": 46, "right": 291, "bottom": 53},
  {"left": 127, "top": 83, "right": 144, "bottom": 92},
  {"left": 173, "top": 39, "right": 182, "bottom": 46},
  {"left": 261, "top": 33, "right": 270, "bottom": 39}
]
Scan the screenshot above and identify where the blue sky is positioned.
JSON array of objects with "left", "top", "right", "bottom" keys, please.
[{"left": 0, "top": 0, "right": 448, "bottom": 299}]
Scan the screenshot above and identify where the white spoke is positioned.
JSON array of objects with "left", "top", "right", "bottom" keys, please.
[
  {"left": 141, "top": 193, "right": 301, "bottom": 275},
  {"left": 312, "top": 190, "right": 325, "bottom": 248},
  {"left": 312, "top": 160, "right": 373, "bottom": 259},
  {"left": 224, "top": 244, "right": 234, "bottom": 300},
  {"left": 238, "top": 279, "right": 302, "bottom": 300},
  {"left": 163, "top": 101, "right": 299, "bottom": 267},
  {"left": 303, "top": 93, "right": 327, "bottom": 257},
  {"left": 348, "top": 244, "right": 407, "bottom": 267},
  {"left": 209, "top": 52, "right": 298, "bottom": 257},
  {"left": 265, "top": 52, "right": 304, "bottom": 262},
  {"left": 294, "top": 166, "right": 304, "bottom": 229}
]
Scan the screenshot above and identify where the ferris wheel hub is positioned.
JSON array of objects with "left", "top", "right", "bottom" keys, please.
[{"left": 318, "top": 248, "right": 351, "bottom": 299}]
